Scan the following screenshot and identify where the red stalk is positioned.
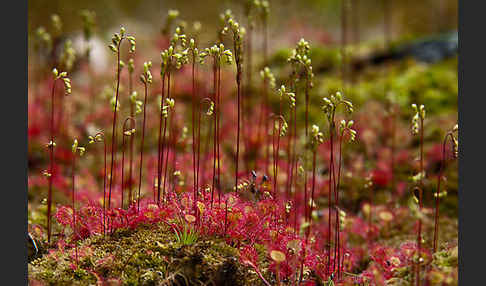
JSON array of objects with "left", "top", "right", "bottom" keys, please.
[
  {"left": 234, "top": 41, "right": 243, "bottom": 196},
  {"left": 244, "top": 18, "right": 253, "bottom": 173},
  {"left": 107, "top": 40, "right": 123, "bottom": 210},
  {"left": 128, "top": 67, "right": 135, "bottom": 206},
  {"left": 121, "top": 117, "right": 135, "bottom": 209},
  {"left": 327, "top": 114, "right": 336, "bottom": 276},
  {"left": 263, "top": 20, "right": 270, "bottom": 175},
  {"left": 335, "top": 129, "right": 349, "bottom": 279},
  {"left": 292, "top": 99, "right": 298, "bottom": 234},
  {"left": 211, "top": 60, "right": 217, "bottom": 208},
  {"left": 217, "top": 65, "right": 222, "bottom": 204},
  {"left": 161, "top": 72, "right": 171, "bottom": 203},
  {"left": 285, "top": 101, "right": 294, "bottom": 202},
  {"left": 169, "top": 77, "right": 178, "bottom": 195},
  {"left": 157, "top": 73, "right": 166, "bottom": 205},
  {"left": 71, "top": 150, "right": 78, "bottom": 263},
  {"left": 308, "top": 150, "right": 317, "bottom": 240},
  {"left": 196, "top": 98, "right": 211, "bottom": 223},
  {"left": 137, "top": 79, "right": 149, "bottom": 212},
  {"left": 93, "top": 132, "right": 107, "bottom": 236},
  {"left": 191, "top": 54, "right": 197, "bottom": 214},
  {"left": 416, "top": 116, "right": 424, "bottom": 286}
]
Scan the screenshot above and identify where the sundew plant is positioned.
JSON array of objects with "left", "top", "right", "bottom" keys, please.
[{"left": 28, "top": 1, "right": 458, "bottom": 285}]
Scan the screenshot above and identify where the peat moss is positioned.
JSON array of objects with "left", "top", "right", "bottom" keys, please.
[{"left": 29, "top": 223, "right": 265, "bottom": 286}]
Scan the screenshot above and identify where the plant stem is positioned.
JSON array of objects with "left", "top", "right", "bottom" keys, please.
[
  {"left": 101, "top": 134, "right": 107, "bottom": 235},
  {"left": 108, "top": 42, "right": 122, "bottom": 210},
  {"left": 245, "top": 19, "right": 253, "bottom": 173},
  {"left": 433, "top": 132, "right": 455, "bottom": 253},
  {"left": 137, "top": 80, "right": 149, "bottom": 212},
  {"left": 285, "top": 103, "right": 294, "bottom": 202},
  {"left": 71, "top": 152, "right": 78, "bottom": 263},
  {"left": 308, "top": 150, "right": 317, "bottom": 241},
  {"left": 263, "top": 19, "right": 269, "bottom": 174},
  {"left": 157, "top": 74, "right": 166, "bottom": 205},
  {"left": 196, "top": 99, "right": 203, "bottom": 224},
  {"left": 169, "top": 77, "right": 178, "bottom": 196},
  {"left": 235, "top": 41, "right": 243, "bottom": 195},
  {"left": 121, "top": 117, "right": 135, "bottom": 209},
  {"left": 217, "top": 65, "right": 222, "bottom": 204},
  {"left": 211, "top": 60, "right": 217, "bottom": 208},
  {"left": 384, "top": 0, "right": 396, "bottom": 195},
  {"left": 121, "top": 127, "right": 127, "bottom": 209},
  {"left": 162, "top": 72, "right": 171, "bottom": 203},
  {"left": 335, "top": 132, "right": 346, "bottom": 279},
  {"left": 327, "top": 115, "right": 335, "bottom": 276},
  {"left": 416, "top": 117, "right": 424, "bottom": 286},
  {"left": 128, "top": 69, "right": 134, "bottom": 206},
  {"left": 224, "top": 198, "right": 228, "bottom": 236},
  {"left": 192, "top": 55, "right": 197, "bottom": 214},
  {"left": 47, "top": 78, "right": 57, "bottom": 244},
  {"left": 304, "top": 76, "right": 310, "bottom": 224},
  {"left": 291, "top": 85, "right": 298, "bottom": 234}
]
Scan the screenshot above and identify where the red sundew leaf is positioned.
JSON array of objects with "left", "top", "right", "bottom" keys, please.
[
  {"left": 55, "top": 206, "right": 74, "bottom": 227},
  {"left": 239, "top": 245, "right": 259, "bottom": 267},
  {"left": 371, "top": 168, "right": 392, "bottom": 187}
]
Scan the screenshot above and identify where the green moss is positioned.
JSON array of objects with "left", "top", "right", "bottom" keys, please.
[{"left": 29, "top": 223, "right": 266, "bottom": 285}]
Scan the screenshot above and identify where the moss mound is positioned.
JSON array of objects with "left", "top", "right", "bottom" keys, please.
[{"left": 29, "top": 223, "right": 264, "bottom": 285}]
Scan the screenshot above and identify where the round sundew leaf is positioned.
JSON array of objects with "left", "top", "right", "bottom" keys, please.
[
  {"left": 270, "top": 250, "right": 286, "bottom": 263},
  {"left": 197, "top": 202, "right": 205, "bottom": 214},
  {"left": 185, "top": 214, "right": 196, "bottom": 223},
  {"left": 379, "top": 211, "right": 393, "bottom": 222},
  {"left": 362, "top": 203, "right": 371, "bottom": 216},
  {"left": 147, "top": 204, "right": 159, "bottom": 211},
  {"left": 287, "top": 239, "right": 302, "bottom": 253}
]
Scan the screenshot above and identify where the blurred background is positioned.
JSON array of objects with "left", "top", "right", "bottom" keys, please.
[{"left": 29, "top": 0, "right": 458, "bottom": 51}]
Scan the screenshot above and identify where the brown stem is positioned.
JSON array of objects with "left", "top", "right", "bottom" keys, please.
[
  {"left": 433, "top": 132, "right": 456, "bottom": 252},
  {"left": 47, "top": 78, "right": 57, "bottom": 244}
]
